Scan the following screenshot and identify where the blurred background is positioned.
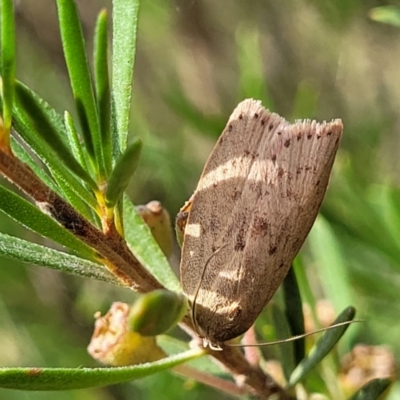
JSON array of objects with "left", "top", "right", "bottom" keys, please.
[{"left": 0, "top": 0, "right": 399, "bottom": 398}]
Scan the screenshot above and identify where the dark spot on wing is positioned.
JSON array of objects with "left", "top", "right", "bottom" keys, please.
[
  {"left": 284, "top": 139, "right": 291, "bottom": 148},
  {"left": 239, "top": 114, "right": 243, "bottom": 120},
  {"left": 261, "top": 118, "right": 266, "bottom": 126},
  {"left": 277, "top": 131, "right": 282, "bottom": 136},
  {"left": 269, "top": 124, "right": 274, "bottom": 131},
  {"left": 272, "top": 154, "right": 277, "bottom": 163},
  {"left": 252, "top": 217, "right": 269, "bottom": 236},
  {"left": 297, "top": 133, "right": 302, "bottom": 141},
  {"left": 268, "top": 246, "right": 277, "bottom": 255},
  {"left": 234, "top": 219, "right": 246, "bottom": 251},
  {"left": 307, "top": 133, "right": 312, "bottom": 139},
  {"left": 234, "top": 235, "right": 245, "bottom": 251},
  {"left": 228, "top": 124, "right": 233, "bottom": 132},
  {"left": 254, "top": 113, "right": 259, "bottom": 118},
  {"left": 210, "top": 216, "right": 220, "bottom": 232},
  {"left": 327, "top": 131, "right": 332, "bottom": 136},
  {"left": 278, "top": 168, "right": 284, "bottom": 178}
]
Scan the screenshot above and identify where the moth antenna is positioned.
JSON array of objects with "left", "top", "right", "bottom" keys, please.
[
  {"left": 226, "top": 319, "right": 363, "bottom": 348},
  {"left": 191, "top": 244, "right": 229, "bottom": 337}
]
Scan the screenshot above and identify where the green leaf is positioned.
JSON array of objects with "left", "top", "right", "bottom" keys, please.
[
  {"left": 0, "top": 0, "right": 16, "bottom": 134},
  {"left": 0, "top": 232, "right": 122, "bottom": 285},
  {"left": 348, "top": 378, "right": 392, "bottom": 400},
  {"left": 106, "top": 138, "right": 142, "bottom": 207},
  {"left": 369, "top": 6, "right": 400, "bottom": 28},
  {"left": 0, "top": 185, "right": 95, "bottom": 258},
  {"left": 56, "top": 0, "right": 106, "bottom": 179},
  {"left": 282, "top": 266, "right": 305, "bottom": 365},
  {"left": 0, "top": 349, "right": 205, "bottom": 390},
  {"left": 64, "top": 111, "right": 87, "bottom": 171},
  {"left": 14, "top": 82, "right": 97, "bottom": 188},
  {"left": 158, "top": 336, "right": 226, "bottom": 376},
  {"left": 326, "top": 174, "right": 400, "bottom": 265},
  {"left": 123, "top": 196, "right": 181, "bottom": 292},
  {"left": 292, "top": 256, "right": 319, "bottom": 322},
  {"left": 270, "top": 304, "right": 295, "bottom": 382},
  {"left": 12, "top": 89, "right": 98, "bottom": 211},
  {"left": 93, "top": 9, "right": 112, "bottom": 174},
  {"left": 11, "top": 137, "right": 59, "bottom": 193},
  {"left": 111, "top": 0, "right": 140, "bottom": 159},
  {"left": 288, "top": 306, "right": 356, "bottom": 387},
  {"left": 308, "top": 215, "right": 354, "bottom": 313},
  {"left": 50, "top": 167, "right": 94, "bottom": 222}
]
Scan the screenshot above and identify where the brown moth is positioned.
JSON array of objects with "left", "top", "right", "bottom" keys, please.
[{"left": 179, "top": 99, "right": 343, "bottom": 349}]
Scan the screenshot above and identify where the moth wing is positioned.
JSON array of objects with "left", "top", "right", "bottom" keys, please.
[{"left": 180, "top": 99, "right": 343, "bottom": 343}]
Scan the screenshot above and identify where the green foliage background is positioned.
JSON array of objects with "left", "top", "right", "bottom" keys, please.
[{"left": 0, "top": 0, "right": 399, "bottom": 399}]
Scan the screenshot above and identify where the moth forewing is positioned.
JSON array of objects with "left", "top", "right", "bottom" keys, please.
[{"left": 180, "top": 99, "right": 343, "bottom": 347}]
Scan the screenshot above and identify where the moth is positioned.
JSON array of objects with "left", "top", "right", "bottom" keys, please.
[{"left": 179, "top": 99, "right": 343, "bottom": 349}]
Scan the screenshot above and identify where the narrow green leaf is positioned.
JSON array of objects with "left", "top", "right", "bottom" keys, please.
[
  {"left": 0, "top": 0, "right": 16, "bottom": 134},
  {"left": 123, "top": 196, "right": 181, "bottom": 292},
  {"left": 15, "top": 82, "right": 97, "bottom": 189},
  {"left": 292, "top": 256, "right": 319, "bottom": 322},
  {"left": 56, "top": 0, "right": 106, "bottom": 179},
  {"left": 50, "top": 168, "right": 94, "bottom": 222},
  {"left": 106, "top": 138, "right": 142, "bottom": 207},
  {"left": 0, "top": 349, "right": 205, "bottom": 390},
  {"left": 282, "top": 266, "right": 305, "bottom": 365},
  {"left": 12, "top": 94, "right": 99, "bottom": 211},
  {"left": 369, "top": 6, "right": 400, "bottom": 28},
  {"left": 326, "top": 174, "right": 400, "bottom": 265},
  {"left": 111, "top": 0, "right": 140, "bottom": 159},
  {"left": 11, "top": 137, "right": 59, "bottom": 193},
  {"left": 0, "top": 185, "right": 94, "bottom": 257},
  {"left": 94, "top": 9, "right": 112, "bottom": 174},
  {"left": 158, "top": 336, "right": 226, "bottom": 376},
  {"left": 288, "top": 306, "right": 356, "bottom": 387},
  {"left": 308, "top": 215, "right": 354, "bottom": 313},
  {"left": 62, "top": 112, "right": 99, "bottom": 220},
  {"left": 64, "top": 111, "right": 87, "bottom": 170},
  {"left": 270, "top": 304, "right": 295, "bottom": 382},
  {"left": 0, "top": 232, "right": 123, "bottom": 285},
  {"left": 349, "top": 378, "right": 392, "bottom": 400}
]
